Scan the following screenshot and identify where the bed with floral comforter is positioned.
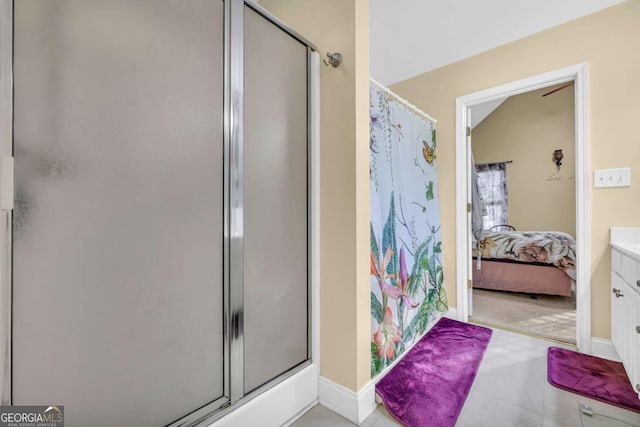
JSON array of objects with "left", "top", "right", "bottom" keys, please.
[{"left": 472, "top": 231, "right": 576, "bottom": 296}]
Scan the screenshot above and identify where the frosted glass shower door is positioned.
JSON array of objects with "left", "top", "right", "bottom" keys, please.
[
  {"left": 243, "top": 5, "right": 310, "bottom": 393},
  {"left": 12, "top": 1, "right": 226, "bottom": 426}
]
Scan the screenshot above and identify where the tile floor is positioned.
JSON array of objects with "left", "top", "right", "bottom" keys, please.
[{"left": 293, "top": 327, "right": 640, "bottom": 426}]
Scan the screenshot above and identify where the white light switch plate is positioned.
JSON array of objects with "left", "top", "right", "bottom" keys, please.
[{"left": 594, "top": 168, "right": 631, "bottom": 188}]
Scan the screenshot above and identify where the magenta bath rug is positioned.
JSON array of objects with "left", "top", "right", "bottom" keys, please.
[
  {"left": 548, "top": 347, "right": 640, "bottom": 413},
  {"left": 375, "top": 317, "right": 492, "bottom": 427}
]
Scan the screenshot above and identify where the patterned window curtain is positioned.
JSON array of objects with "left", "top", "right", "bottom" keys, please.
[{"left": 475, "top": 162, "right": 508, "bottom": 230}]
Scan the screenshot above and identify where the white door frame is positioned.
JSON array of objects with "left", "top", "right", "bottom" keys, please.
[{"left": 454, "top": 63, "right": 591, "bottom": 353}]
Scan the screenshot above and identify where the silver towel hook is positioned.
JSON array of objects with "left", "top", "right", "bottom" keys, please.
[{"left": 323, "top": 52, "right": 342, "bottom": 68}]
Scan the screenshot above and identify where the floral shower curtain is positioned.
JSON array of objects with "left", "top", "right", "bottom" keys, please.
[{"left": 370, "top": 80, "right": 447, "bottom": 376}]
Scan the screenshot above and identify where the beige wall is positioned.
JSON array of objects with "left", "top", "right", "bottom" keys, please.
[
  {"left": 473, "top": 85, "right": 576, "bottom": 236},
  {"left": 258, "top": 0, "right": 371, "bottom": 391},
  {"left": 392, "top": 0, "right": 640, "bottom": 340}
]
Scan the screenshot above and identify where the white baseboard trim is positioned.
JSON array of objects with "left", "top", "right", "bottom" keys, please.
[
  {"left": 591, "top": 338, "right": 620, "bottom": 362},
  {"left": 357, "top": 380, "right": 377, "bottom": 424},
  {"left": 318, "top": 376, "right": 376, "bottom": 425},
  {"left": 318, "top": 377, "right": 356, "bottom": 423},
  {"left": 209, "top": 364, "right": 318, "bottom": 427}
]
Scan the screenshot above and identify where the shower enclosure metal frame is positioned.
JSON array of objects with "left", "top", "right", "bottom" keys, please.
[
  {"left": 0, "top": 0, "right": 12, "bottom": 407},
  {"left": 0, "top": 0, "right": 318, "bottom": 425}
]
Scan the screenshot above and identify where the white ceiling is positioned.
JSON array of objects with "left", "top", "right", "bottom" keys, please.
[{"left": 370, "top": 0, "right": 626, "bottom": 85}]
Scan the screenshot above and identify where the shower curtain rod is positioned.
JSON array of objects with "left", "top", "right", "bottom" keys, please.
[{"left": 369, "top": 78, "right": 437, "bottom": 124}]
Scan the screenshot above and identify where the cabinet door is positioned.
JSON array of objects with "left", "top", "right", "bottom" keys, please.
[
  {"left": 612, "top": 273, "right": 626, "bottom": 361},
  {"left": 612, "top": 249, "right": 623, "bottom": 274},
  {"left": 613, "top": 274, "right": 634, "bottom": 380},
  {"left": 620, "top": 280, "right": 635, "bottom": 382},
  {"left": 634, "top": 295, "right": 640, "bottom": 396}
]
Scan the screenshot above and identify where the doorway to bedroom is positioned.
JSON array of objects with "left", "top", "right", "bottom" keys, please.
[
  {"left": 456, "top": 65, "right": 591, "bottom": 351},
  {"left": 467, "top": 81, "right": 577, "bottom": 344}
]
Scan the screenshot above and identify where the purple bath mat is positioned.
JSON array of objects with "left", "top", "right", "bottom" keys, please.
[
  {"left": 375, "top": 317, "right": 492, "bottom": 427},
  {"left": 548, "top": 347, "right": 640, "bottom": 413}
]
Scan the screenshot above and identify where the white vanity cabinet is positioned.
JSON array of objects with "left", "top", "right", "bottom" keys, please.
[
  {"left": 611, "top": 270, "right": 635, "bottom": 382},
  {"left": 610, "top": 227, "right": 640, "bottom": 398}
]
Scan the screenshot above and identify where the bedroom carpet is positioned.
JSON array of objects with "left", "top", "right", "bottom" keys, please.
[
  {"left": 375, "top": 318, "right": 492, "bottom": 427},
  {"left": 548, "top": 347, "right": 640, "bottom": 414},
  {"left": 469, "top": 288, "right": 576, "bottom": 344}
]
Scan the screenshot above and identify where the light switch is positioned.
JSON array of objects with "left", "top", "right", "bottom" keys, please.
[{"left": 594, "top": 168, "right": 631, "bottom": 188}]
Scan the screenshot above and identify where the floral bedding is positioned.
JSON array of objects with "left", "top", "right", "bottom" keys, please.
[{"left": 473, "top": 231, "right": 576, "bottom": 281}]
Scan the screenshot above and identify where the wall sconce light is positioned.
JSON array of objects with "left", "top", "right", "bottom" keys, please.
[{"left": 553, "top": 149, "right": 564, "bottom": 171}]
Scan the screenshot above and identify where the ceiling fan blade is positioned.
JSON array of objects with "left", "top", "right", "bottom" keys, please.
[{"left": 542, "top": 81, "right": 575, "bottom": 97}]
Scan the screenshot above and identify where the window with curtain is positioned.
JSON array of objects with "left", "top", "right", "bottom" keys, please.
[{"left": 475, "top": 162, "right": 508, "bottom": 230}]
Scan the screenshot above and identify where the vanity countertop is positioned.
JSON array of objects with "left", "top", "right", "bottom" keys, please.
[{"left": 610, "top": 227, "right": 640, "bottom": 261}]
